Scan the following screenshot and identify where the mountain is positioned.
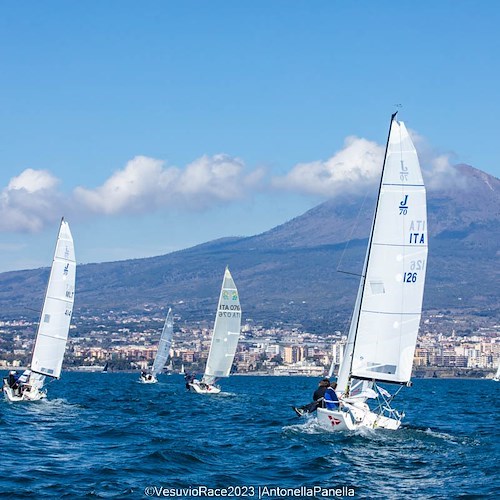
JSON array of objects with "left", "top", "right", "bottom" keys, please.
[{"left": 0, "top": 164, "right": 498, "bottom": 330}]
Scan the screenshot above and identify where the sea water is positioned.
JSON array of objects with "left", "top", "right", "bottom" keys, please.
[{"left": 0, "top": 373, "right": 498, "bottom": 499}]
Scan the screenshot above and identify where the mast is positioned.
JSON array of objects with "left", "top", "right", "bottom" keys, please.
[{"left": 340, "top": 113, "right": 398, "bottom": 394}]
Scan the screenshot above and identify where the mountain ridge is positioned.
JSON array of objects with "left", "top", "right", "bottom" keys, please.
[{"left": 0, "top": 164, "right": 498, "bottom": 330}]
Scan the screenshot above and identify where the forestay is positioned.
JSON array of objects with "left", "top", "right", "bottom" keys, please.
[
  {"left": 203, "top": 268, "right": 242, "bottom": 385},
  {"left": 152, "top": 308, "right": 174, "bottom": 377},
  {"left": 30, "top": 219, "right": 76, "bottom": 379}
]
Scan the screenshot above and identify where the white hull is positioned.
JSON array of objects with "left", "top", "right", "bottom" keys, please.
[
  {"left": 139, "top": 375, "right": 158, "bottom": 384},
  {"left": 317, "top": 402, "right": 401, "bottom": 431},
  {"left": 188, "top": 381, "right": 221, "bottom": 394},
  {"left": 2, "top": 380, "right": 46, "bottom": 402}
]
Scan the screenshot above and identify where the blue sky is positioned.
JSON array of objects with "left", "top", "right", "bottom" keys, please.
[{"left": 0, "top": 1, "right": 498, "bottom": 272}]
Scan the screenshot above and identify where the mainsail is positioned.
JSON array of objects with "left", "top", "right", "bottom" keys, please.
[
  {"left": 151, "top": 308, "right": 174, "bottom": 377},
  {"left": 30, "top": 218, "right": 76, "bottom": 379},
  {"left": 202, "top": 267, "right": 242, "bottom": 385},
  {"left": 337, "top": 116, "right": 427, "bottom": 392}
]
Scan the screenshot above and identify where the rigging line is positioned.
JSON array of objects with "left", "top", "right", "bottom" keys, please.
[
  {"left": 337, "top": 270, "right": 364, "bottom": 278},
  {"left": 25, "top": 307, "right": 41, "bottom": 313},
  {"left": 336, "top": 187, "right": 373, "bottom": 275}
]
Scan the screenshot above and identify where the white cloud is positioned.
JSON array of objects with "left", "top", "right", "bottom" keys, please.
[
  {"left": 74, "top": 154, "right": 263, "bottom": 214},
  {"left": 409, "top": 130, "right": 466, "bottom": 191},
  {"left": 74, "top": 156, "right": 177, "bottom": 215},
  {"left": 272, "top": 136, "right": 384, "bottom": 196},
  {"left": 272, "top": 130, "right": 467, "bottom": 197},
  {"left": 0, "top": 130, "right": 468, "bottom": 234},
  {"left": 0, "top": 169, "right": 65, "bottom": 232}
]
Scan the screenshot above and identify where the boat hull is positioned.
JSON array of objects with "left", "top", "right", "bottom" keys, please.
[
  {"left": 139, "top": 375, "right": 158, "bottom": 384},
  {"left": 2, "top": 380, "right": 46, "bottom": 402},
  {"left": 317, "top": 403, "right": 401, "bottom": 431},
  {"left": 188, "top": 381, "right": 221, "bottom": 394}
]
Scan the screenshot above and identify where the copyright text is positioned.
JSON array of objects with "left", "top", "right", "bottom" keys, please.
[{"left": 144, "top": 485, "right": 356, "bottom": 498}]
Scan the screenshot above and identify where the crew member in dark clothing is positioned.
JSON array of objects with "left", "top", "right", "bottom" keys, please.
[
  {"left": 184, "top": 373, "right": 194, "bottom": 390},
  {"left": 293, "top": 378, "right": 331, "bottom": 416},
  {"left": 7, "top": 371, "right": 17, "bottom": 388}
]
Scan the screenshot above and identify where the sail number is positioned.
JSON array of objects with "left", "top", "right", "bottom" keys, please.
[
  {"left": 219, "top": 311, "right": 241, "bottom": 318},
  {"left": 410, "top": 259, "right": 426, "bottom": 271},
  {"left": 403, "top": 272, "right": 418, "bottom": 283},
  {"left": 219, "top": 304, "right": 241, "bottom": 318}
]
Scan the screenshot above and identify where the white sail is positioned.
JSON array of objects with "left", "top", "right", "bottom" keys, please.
[
  {"left": 202, "top": 267, "right": 242, "bottom": 385},
  {"left": 494, "top": 364, "right": 500, "bottom": 381},
  {"left": 338, "top": 118, "right": 428, "bottom": 390},
  {"left": 151, "top": 308, "right": 174, "bottom": 377},
  {"left": 30, "top": 219, "right": 76, "bottom": 379}
]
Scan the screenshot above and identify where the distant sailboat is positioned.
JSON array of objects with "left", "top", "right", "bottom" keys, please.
[
  {"left": 3, "top": 218, "right": 76, "bottom": 402},
  {"left": 102, "top": 362, "right": 109, "bottom": 373},
  {"left": 188, "top": 267, "right": 242, "bottom": 394},
  {"left": 493, "top": 364, "right": 500, "bottom": 382},
  {"left": 140, "top": 308, "right": 174, "bottom": 384},
  {"left": 317, "top": 114, "right": 428, "bottom": 431},
  {"left": 180, "top": 363, "right": 185, "bottom": 375}
]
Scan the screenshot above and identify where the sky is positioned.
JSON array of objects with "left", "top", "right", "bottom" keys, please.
[{"left": 0, "top": 1, "right": 498, "bottom": 272}]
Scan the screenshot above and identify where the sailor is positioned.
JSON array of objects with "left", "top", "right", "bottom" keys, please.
[
  {"left": 184, "top": 373, "right": 194, "bottom": 390},
  {"left": 324, "top": 382, "right": 340, "bottom": 410},
  {"left": 7, "top": 370, "right": 18, "bottom": 388},
  {"left": 293, "top": 378, "right": 331, "bottom": 416}
]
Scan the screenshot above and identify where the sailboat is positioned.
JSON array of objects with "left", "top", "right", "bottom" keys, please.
[
  {"left": 493, "top": 364, "right": 500, "bottom": 382},
  {"left": 2, "top": 218, "right": 76, "bottom": 402},
  {"left": 139, "top": 308, "right": 174, "bottom": 384},
  {"left": 187, "top": 267, "right": 241, "bottom": 394},
  {"left": 102, "top": 361, "right": 109, "bottom": 373},
  {"left": 317, "top": 114, "right": 428, "bottom": 431}
]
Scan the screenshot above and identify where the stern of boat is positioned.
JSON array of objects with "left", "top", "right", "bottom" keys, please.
[
  {"left": 317, "top": 403, "right": 402, "bottom": 431},
  {"left": 317, "top": 407, "right": 357, "bottom": 431},
  {"left": 188, "top": 381, "right": 221, "bottom": 394},
  {"left": 2, "top": 379, "right": 46, "bottom": 402}
]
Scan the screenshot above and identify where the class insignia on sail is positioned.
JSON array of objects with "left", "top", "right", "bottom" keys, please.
[
  {"left": 316, "top": 114, "right": 428, "bottom": 431},
  {"left": 187, "top": 267, "right": 242, "bottom": 395},
  {"left": 2, "top": 218, "right": 76, "bottom": 402}
]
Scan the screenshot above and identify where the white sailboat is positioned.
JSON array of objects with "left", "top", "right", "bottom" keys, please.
[
  {"left": 140, "top": 308, "right": 174, "bottom": 384},
  {"left": 493, "top": 364, "right": 500, "bottom": 382},
  {"left": 317, "top": 114, "right": 428, "bottom": 431},
  {"left": 188, "top": 267, "right": 242, "bottom": 394},
  {"left": 2, "top": 218, "right": 76, "bottom": 402}
]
